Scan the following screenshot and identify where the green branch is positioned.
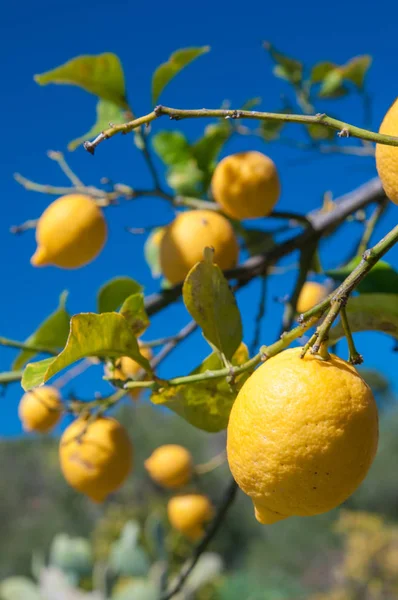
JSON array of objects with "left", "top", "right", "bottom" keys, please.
[
  {"left": 83, "top": 105, "right": 398, "bottom": 154},
  {"left": 0, "top": 336, "right": 59, "bottom": 355}
]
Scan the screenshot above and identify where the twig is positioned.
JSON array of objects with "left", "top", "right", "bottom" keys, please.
[
  {"left": 0, "top": 370, "right": 24, "bottom": 384},
  {"left": 47, "top": 150, "right": 84, "bottom": 187},
  {"left": 10, "top": 219, "right": 38, "bottom": 234},
  {"left": 195, "top": 450, "right": 227, "bottom": 475},
  {"left": 340, "top": 307, "right": 363, "bottom": 365},
  {"left": 0, "top": 337, "right": 58, "bottom": 355},
  {"left": 144, "top": 178, "right": 386, "bottom": 319},
  {"left": 14, "top": 172, "right": 108, "bottom": 199},
  {"left": 250, "top": 274, "right": 267, "bottom": 355},
  {"left": 357, "top": 198, "right": 389, "bottom": 256},
  {"left": 161, "top": 479, "right": 238, "bottom": 600},
  {"left": 280, "top": 241, "right": 319, "bottom": 334},
  {"left": 83, "top": 105, "right": 398, "bottom": 154}
]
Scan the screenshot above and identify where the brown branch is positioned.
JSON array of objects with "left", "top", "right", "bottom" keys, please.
[
  {"left": 161, "top": 479, "right": 238, "bottom": 600},
  {"left": 144, "top": 178, "right": 386, "bottom": 318}
]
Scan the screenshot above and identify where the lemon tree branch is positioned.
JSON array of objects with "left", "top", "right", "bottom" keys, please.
[{"left": 83, "top": 105, "right": 398, "bottom": 154}]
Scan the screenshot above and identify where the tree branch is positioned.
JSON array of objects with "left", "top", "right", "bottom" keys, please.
[
  {"left": 161, "top": 479, "right": 238, "bottom": 600},
  {"left": 83, "top": 106, "right": 398, "bottom": 154}
]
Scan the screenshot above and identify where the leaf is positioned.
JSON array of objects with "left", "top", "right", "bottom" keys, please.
[
  {"left": 183, "top": 248, "right": 242, "bottom": 359},
  {"left": 109, "top": 521, "right": 150, "bottom": 577},
  {"left": 192, "top": 123, "right": 230, "bottom": 173},
  {"left": 22, "top": 313, "right": 152, "bottom": 391},
  {"left": 237, "top": 226, "right": 274, "bottom": 256},
  {"left": 112, "top": 580, "right": 158, "bottom": 600},
  {"left": 0, "top": 577, "right": 42, "bottom": 600},
  {"left": 166, "top": 160, "right": 204, "bottom": 195},
  {"left": 328, "top": 294, "right": 398, "bottom": 344},
  {"left": 152, "top": 131, "right": 191, "bottom": 166},
  {"left": 119, "top": 293, "right": 149, "bottom": 336},
  {"left": 34, "top": 53, "right": 128, "bottom": 109},
  {"left": 152, "top": 46, "right": 210, "bottom": 105},
  {"left": 261, "top": 118, "right": 286, "bottom": 141},
  {"left": 180, "top": 553, "right": 223, "bottom": 593},
  {"left": 13, "top": 291, "right": 70, "bottom": 370},
  {"left": 326, "top": 258, "right": 398, "bottom": 294},
  {"left": 264, "top": 41, "right": 303, "bottom": 84},
  {"left": 310, "top": 61, "right": 336, "bottom": 83},
  {"left": 68, "top": 99, "right": 125, "bottom": 151},
  {"left": 97, "top": 277, "right": 142, "bottom": 313},
  {"left": 240, "top": 97, "right": 262, "bottom": 111},
  {"left": 341, "top": 55, "right": 372, "bottom": 89},
  {"left": 151, "top": 342, "right": 251, "bottom": 432},
  {"left": 49, "top": 534, "right": 93, "bottom": 576},
  {"left": 144, "top": 227, "right": 166, "bottom": 278},
  {"left": 319, "top": 69, "right": 345, "bottom": 97},
  {"left": 306, "top": 122, "right": 336, "bottom": 141}
]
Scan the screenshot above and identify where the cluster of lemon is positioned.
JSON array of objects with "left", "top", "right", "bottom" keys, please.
[
  {"left": 19, "top": 392, "right": 212, "bottom": 539},
  {"left": 22, "top": 99, "right": 398, "bottom": 527}
]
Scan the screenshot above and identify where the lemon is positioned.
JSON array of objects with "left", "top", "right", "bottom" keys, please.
[
  {"left": 375, "top": 98, "right": 398, "bottom": 204},
  {"left": 167, "top": 494, "right": 214, "bottom": 540},
  {"left": 59, "top": 416, "right": 133, "bottom": 502},
  {"left": 145, "top": 445, "right": 193, "bottom": 488},
  {"left": 296, "top": 282, "right": 328, "bottom": 314},
  {"left": 211, "top": 151, "right": 280, "bottom": 219},
  {"left": 18, "top": 386, "right": 62, "bottom": 433},
  {"left": 31, "top": 194, "right": 107, "bottom": 268},
  {"left": 104, "top": 344, "right": 153, "bottom": 400},
  {"left": 159, "top": 210, "right": 239, "bottom": 285},
  {"left": 227, "top": 348, "right": 378, "bottom": 524}
]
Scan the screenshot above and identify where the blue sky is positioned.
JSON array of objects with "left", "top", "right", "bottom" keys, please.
[{"left": 1, "top": 0, "right": 397, "bottom": 435}]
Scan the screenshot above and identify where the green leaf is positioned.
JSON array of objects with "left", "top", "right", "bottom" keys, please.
[
  {"left": 264, "top": 41, "right": 303, "bottom": 85},
  {"left": 306, "top": 122, "right": 336, "bottom": 141},
  {"left": 238, "top": 226, "right": 274, "bottom": 256},
  {"left": 167, "top": 160, "right": 204, "bottom": 195},
  {"left": 152, "top": 130, "right": 191, "bottom": 166},
  {"left": 22, "top": 313, "right": 152, "bottom": 391},
  {"left": 328, "top": 294, "right": 398, "bottom": 344},
  {"left": 319, "top": 69, "right": 344, "bottom": 97},
  {"left": 0, "top": 577, "right": 41, "bottom": 600},
  {"left": 341, "top": 55, "right": 372, "bottom": 88},
  {"left": 326, "top": 258, "right": 398, "bottom": 294},
  {"left": 152, "top": 46, "right": 210, "bottom": 105},
  {"left": 144, "top": 228, "right": 166, "bottom": 278},
  {"left": 97, "top": 277, "right": 142, "bottom": 313},
  {"left": 151, "top": 342, "right": 251, "bottom": 432},
  {"left": 119, "top": 293, "right": 149, "bottom": 337},
  {"left": 261, "top": 118, "right": 286, "bottom": 141},
  {"left": 49, "top": 534, "right": 93, "bottom": 576},
  {"left": 192, "top": 123, "right": 230, "bottom": 173},
  {"left": 240, "top": 97, "right": 262, "bottom": 111},
  {"left": 182, "top": 248, "right": 242, "bottom": 359},
  {"left": 68, "top": 99, "right": 125, "bottom": 151},
  {"left": 112, "top": 580, "right": 158, "bottom": 600},
  {"left": 310, "top": 61, "right": 336, "bottom": 83},
  {"left": 181, "top": 553, "right": 223, "bottom": 593},
  {"left": 13, "top": 291, "right": 70, "bottom": 371},
  {"left": 109, "top": 521, "right": 150, "bottom": 577},
  {"left": 34, "top": 53, "right": 128, "bottom": 109}
]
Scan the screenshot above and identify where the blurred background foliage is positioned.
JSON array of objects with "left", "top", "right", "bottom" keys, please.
[{"left": 1, "top": 376, "right": 398, "bottom": 598}]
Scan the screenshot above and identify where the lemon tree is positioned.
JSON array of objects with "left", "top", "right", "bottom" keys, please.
[{"left": 1, "top": 41, "right": 398, "bottom": 600}]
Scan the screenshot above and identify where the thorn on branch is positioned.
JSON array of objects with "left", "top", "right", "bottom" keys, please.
[
  {"left": 338, "top": 128, "right": 350, "bottom": 138},
  {"left": 154, "top": 105, "right": 164, "bottom": 116}
]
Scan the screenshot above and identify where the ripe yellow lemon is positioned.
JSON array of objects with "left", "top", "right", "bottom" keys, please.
[
  {"left": 104, "top": 344, "right": 153, "bottom": 400},
  {"left": 167, "top": 494, "right": 214, "bottom": 540},
  {"left": 18, "top": 386, "right": 62, "bottom": 433},
  {"left": 211, "top": 151, "right": 280, "bottom": 219},
  {"left": 227, "top": 348, "right": 378, "bottom": 525},
  {"left": 31, "top": 194, "right": 107, "bottom": 268},
  {"left": 375, "top": 98, "right": 398, "bottom": 204},
  {"left": 145, "top": 445, "right": 193, "bottom": 488},
  {"left": 296, "top": 282, "right": 328, "bottom": 314},
  {"left": 159, "top": 210, "right": 239, "bottom": 285},
  {"left": 59, "top": 416, "right": 133, "bottom": 502}
]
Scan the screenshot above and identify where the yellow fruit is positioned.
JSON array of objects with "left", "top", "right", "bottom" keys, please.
[
  {"left": 296, "top": 282, "right": 328, "bottom": 314},
  {"left": 18, "top": 386, "right": 62, "bottom": 433},
  {"left": 227, "top": 347, "right": 378, "bottom": 525},
  {"left": 59, "top": 416, "right": 133, "bottom": 502},
  {"left": 375, "top": 98, "right": 398, "bottom": 204},
  {"left": 211, "top": 151, "right": 280, "bottom": 219},
  {"left": 104, "top": 344, "right": 153, "bottom": 400},
  {"left": 167, "top": 494, "right": 214, "bottom": 540},
  {"left": 145, "top": 445, "right": 193, "bottom": 488},
  {"left": 159, "top": 210, "right": 239, "bottom": 285},
  {"left": 31, "top": 194, "right": 107, "bottom": 268}
]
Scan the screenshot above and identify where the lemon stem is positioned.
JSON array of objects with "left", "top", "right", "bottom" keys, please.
[{"left": 340, "top": 307, "right": 364, "bottom": 365}]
